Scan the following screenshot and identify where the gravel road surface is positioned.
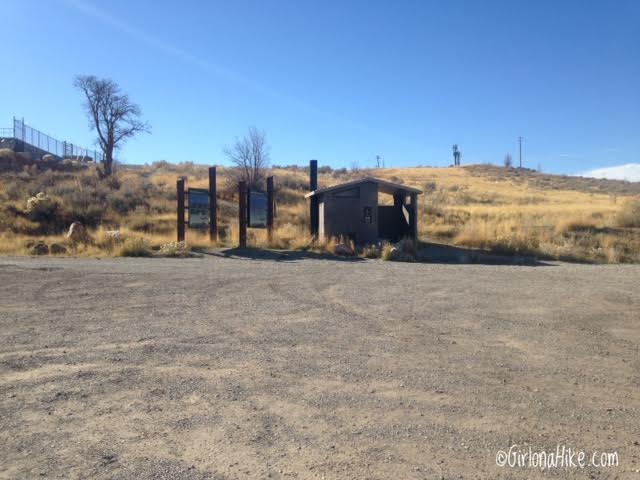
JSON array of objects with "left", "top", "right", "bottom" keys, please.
[{"left": 0, "top": 254, "right": 638, "bottom": 479}]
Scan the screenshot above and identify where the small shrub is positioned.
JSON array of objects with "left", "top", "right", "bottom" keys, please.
[
  {"left": 26, "top": 192, "right": 55, "bottom": 217},
  {"left": 555, "top": 218, "right": 598, "bottom": 235},
  {"left": 117, "top": 237, "right": 152, "bottom": 257},
  {"left": 360, "top": 244, "right": 381, "bottom": 259},
  {"left": 0, "top": 148, "right": 17, "bottom": 161},
  {"left": 25, "top": 192, "right": 69, "bottom": 233},
  {"left": 94, "top": 229, "right": 124, "bottom": 253},
  {"left": 158, "top": 241, "right": 191, "bottom": 258},
  {"left": 69, "top": 205, "right": 104, "bottom": 229},
  {"left": 331, "top": 236, "right": 355, "bottom": 255},
  {"left": 7, "top": 216, "right": 40, "bottom": 235},
  {"left": 278, "top": 175, "right": 308, "bottom": 192},
  {"left": 381, "top": 238, "right": 416, "bottom": 262},
  {"left": 128, "top": 215, "right": 156, "bottom": 232},
  {"left": 423, "top": 181, "right": 437, "bottom": 194},
  {"left": 381, "top": 242, "right": 394, "bottom": 261},
  {"left": 107, "top": 190, "right": 146, "bottom": 215}
]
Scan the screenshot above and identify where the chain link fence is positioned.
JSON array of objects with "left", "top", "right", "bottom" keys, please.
[{"left": 7, "top": 117, "right": 104, "bottom": 163}]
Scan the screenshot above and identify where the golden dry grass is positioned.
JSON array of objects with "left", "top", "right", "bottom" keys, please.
[{"left": 0, "top": 161, "right": 638, "bottom": 262}]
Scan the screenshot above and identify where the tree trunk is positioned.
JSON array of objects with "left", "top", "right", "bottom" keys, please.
[{"left": 103, "top": 145, "right": 114, "bottom": 176}]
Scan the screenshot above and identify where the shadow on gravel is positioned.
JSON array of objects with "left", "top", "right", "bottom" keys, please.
[
  {"left": 200, "top": 247, "right": 365, "bottom": 262},
  {"left": 198, "top": 244, "right": 550, "bottom": 266},
  {"left": 417, "top": 242, "right": 551, "bottom": 266}
]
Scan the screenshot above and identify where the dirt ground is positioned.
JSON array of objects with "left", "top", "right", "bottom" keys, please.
[{"left": 0, "top": 253, "right": 638, "bottom": 479}]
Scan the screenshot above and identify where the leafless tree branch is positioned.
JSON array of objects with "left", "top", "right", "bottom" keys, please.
[
  {"left": 224, "top": 127, "right": 270, "bottom": 191},
  {"left": 74, "top": 75, "right": 150, "bottom": 176}
]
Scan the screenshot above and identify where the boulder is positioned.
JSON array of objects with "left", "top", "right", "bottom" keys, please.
[
  {"left": 30, "top": 242, "right": 49, "bottom": 255},
  {"left": 66, "top": 222, "right": 90, "bottom": 244},
  {"left": 106, "top": 230, "right": 122, "bottom": 241},
  {"left": 50, "top": 243, "right": 67, "bottom": 254},
  {"left": 26, "top": 192, "right": 48, "bottom": 213},
  {"left": 42, "top": 154, "right": 56, "bottom": 162}
]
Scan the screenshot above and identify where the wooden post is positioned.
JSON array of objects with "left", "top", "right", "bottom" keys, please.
[
  {"left": 238, "top": 181, "right": 247, "bottom": 247},
  {"left": 267, "top": 176, "right": 274, "bottom": 243},
  {"left": 309, "top": 160, "right": 319, "bottom": 237},
  {"left": 208, "top": 166, "right": 217, "bottom": 242},
  {"left": 409, "top": 192, "right": 418, "bottom": 245},
  {"left": 177, "top": 177, "right": 186, "bottom": 242},
  {"left": 392, "top": 192, "right": 404, "bottom": 236}
]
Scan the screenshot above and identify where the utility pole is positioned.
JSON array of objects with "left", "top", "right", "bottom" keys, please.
[
  {"left": 518, "top": 136, "right": 524, "bottom": 168},
  {"left": 376, "top": 155, "right": 381, "bottom": 168}
]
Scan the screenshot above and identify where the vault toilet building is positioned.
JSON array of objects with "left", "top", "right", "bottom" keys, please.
[{"left": 305, "top": 160, "right": 421, "bottom": 244}]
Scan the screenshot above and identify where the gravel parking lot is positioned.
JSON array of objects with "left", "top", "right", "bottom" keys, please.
[{"left": 0, "top": 254, "right": 638, "bottom": 479}]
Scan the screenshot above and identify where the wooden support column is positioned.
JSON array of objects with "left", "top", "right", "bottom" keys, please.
[
  {"left": 393, "top": 192, "right": 405, "bottom": 235},
  {"left": 393, "top": 192, "right": 404, "bottom": 210},
  {"left": 409, "top": 192, "right": 418, "bottom": 244},
  {"left": 176, "top": 177, "right": 185, "bottom": 242},
  {"left": 238, "top": 181, "right": 247, "bottom": 247},
  {"left": 267, "top": 176, "right": 274, "bottom": 243},
  {"left": 208, "top": 167, "right": 217, "bottom": 242}
]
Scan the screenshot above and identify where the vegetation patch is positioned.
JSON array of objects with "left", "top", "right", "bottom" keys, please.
[
  {"left": 0, "top": 162, "right": 639, "bottom": 263},
  {"left": 117, "top": 237, "right": 153, "bottom": 257}
]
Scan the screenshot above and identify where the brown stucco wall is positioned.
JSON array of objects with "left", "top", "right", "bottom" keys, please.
[{"left": 319, "top": 181, "right": 379, "bottom": 244}]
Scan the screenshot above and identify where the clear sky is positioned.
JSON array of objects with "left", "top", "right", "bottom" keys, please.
[{"left": 1, "top": 0, "right": 639, "bottom": 175}]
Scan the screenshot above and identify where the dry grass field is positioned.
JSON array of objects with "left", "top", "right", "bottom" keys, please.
[{"left": 1, "top": 152, "right": 639, "bottom": 263}]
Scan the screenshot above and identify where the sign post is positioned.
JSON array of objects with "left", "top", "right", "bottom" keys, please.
[
  {"left": 176, "top": 177, "right": 185, "bottom": 242},
  {"left": 267, "top": 176, "right": 274, "bottom": 242},
  {"left": 238, "top": 181, "right": 247, "bottom": 247},
  {"left": 208, "top": 167, "right": 217, "bottom": 242}
]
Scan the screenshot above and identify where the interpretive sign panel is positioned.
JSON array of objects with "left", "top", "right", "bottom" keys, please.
[
  {"left": 188, "top": 188, "right": 209, "bottom": 229},
  {"left": 248, "top": 191, "right": 267, "bottom": 228}
]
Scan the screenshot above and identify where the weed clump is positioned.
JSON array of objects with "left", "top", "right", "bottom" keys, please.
[
  {"left": 158, "top": 241, "right": 191, "bottom": 258},
  {"left": 117, "top": 237, "right": 152, "bottom": 257}
]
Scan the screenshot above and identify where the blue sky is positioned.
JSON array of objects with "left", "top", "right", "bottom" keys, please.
[{"left": 1, "top": 0, "right": 639, "bottom": 175}]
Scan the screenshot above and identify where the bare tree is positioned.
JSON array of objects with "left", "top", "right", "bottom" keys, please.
[
  {"left": 504, "top": 153, "right": 513, "bottom": 168},
  {"left": 224, "top": 127, "right": 270, "bottom": 190},
  {"left": 74, "top": 75, "right": 150, "bottom": 176}
]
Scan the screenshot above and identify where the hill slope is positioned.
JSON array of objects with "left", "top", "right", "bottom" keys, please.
[{"left": 0, "top": 161, "right": 638, "bottom": 262}]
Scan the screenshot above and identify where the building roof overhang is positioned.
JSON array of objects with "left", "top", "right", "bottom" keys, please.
[{"left": 304, "top": 176, "right": 422, "bottom": 198}]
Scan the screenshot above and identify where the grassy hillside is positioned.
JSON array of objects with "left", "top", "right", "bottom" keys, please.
[{"left": 0, "top": 157, "right": 639, "bottom": 262}]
